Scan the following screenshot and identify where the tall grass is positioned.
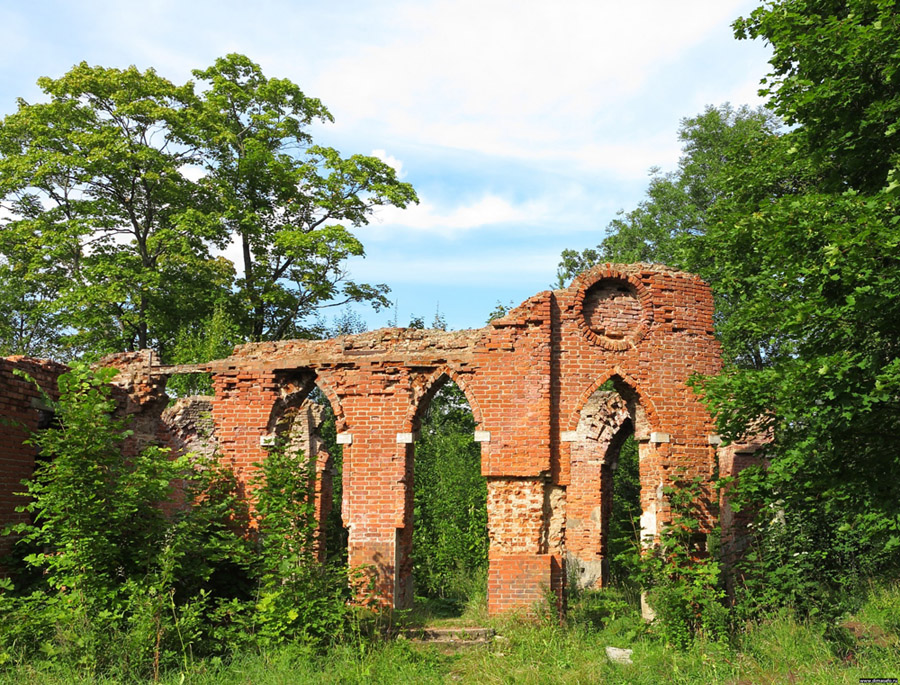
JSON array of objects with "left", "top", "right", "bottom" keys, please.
[{"left": 4, "top": 582, "right": 896, "bottom": 684}]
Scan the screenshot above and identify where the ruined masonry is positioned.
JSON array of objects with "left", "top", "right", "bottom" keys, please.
[{"left": 0, "top": 264, "right": 750, "bottom": 614}]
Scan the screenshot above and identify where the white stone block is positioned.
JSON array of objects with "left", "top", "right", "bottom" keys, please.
[
  {"left": 473, "top": 430, "right": 491, "bottom": 443},
  {"left": 650, "top": 431, "right": 670, "bottom": 444},
  {"left": 606, "top": 646, "right": 634, "bottom": 665},
  {"left": 560, "top": 431, "right": 579, "bottom": 442},
  {"left": 707, "top": 434, "right": 722, "bottom": 446},
  {"left": 396, "top": 432, "right": 415, "bottom": 444},
  {"left": 259, "top": 434, "right": 275, "bottom": 447},
  {"left": 336, "top": 432, "right": 353, "bottom": 445}
]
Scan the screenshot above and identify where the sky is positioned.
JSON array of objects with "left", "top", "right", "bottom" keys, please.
[{"left": 0, "top": 0, "right": 773, "bottom": 332}]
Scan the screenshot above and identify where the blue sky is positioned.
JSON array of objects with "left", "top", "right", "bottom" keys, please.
[{"left": 0, "top": 0, "right": 772, "bottom": 332}]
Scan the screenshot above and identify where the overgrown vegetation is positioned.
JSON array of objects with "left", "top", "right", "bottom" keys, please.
[
  {"left": 0, "top": 54, "right": 416, "bottom": 357},
  {"left": 0, "top": 365, "right": 354, "bottom": 680},
  {"left": 0, "top": 0, "right": 899, "bottom": 680},
  {"left": 560, "top": 0, "right": 900, "bottom": 631},
  {"left": 412, "top": 381, "right": 488, "bottom": 611}
]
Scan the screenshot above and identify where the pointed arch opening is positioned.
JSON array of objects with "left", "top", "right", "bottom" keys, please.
[
  {"left": 403, "top": 371, "right": 488, "bottom": 619},
  {"left": 567, "top": 372, "right": 660, "bottom": 590},
  {"left": 264, "top": 368, "right": 347, "bottom": 564}
]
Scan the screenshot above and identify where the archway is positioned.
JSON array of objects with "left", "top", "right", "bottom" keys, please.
[
  {"left": 566, "top": 373, "right": 657, "bottom": 590},
  {"left": 264, "top": 369, "right": 346, "bottom": 563},
  {"left": 406, "top": 373, "right": 488, "bottom": 618}
]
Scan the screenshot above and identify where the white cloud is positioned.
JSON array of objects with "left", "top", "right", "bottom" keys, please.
[
  {"left": 371, "top": 149, "right": 407, "bottom": 179},
  {"left": 370, "top": 193, "right": 550, "bottom": 235},
  {"left": 312, "top": 0, "right": 756, "bottom": 176}
]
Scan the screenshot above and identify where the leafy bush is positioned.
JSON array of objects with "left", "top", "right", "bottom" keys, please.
[
  {"left": 249, "top": 440, "right": 353, "bottom": 646},
  {"left": 728, "top": 463, "right": 900, "bottom": 623},
  {"left": 634, "top": 474, "right": 728, "bottom": 648},
  {"left": 0, "top": 364, "right": 243, "bottom": 677},
  {"left": 0, "top": 364, "right": 354, "bottom": 679}
]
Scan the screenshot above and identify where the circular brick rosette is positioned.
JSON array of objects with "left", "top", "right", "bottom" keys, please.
[{"left": 573, "top": 270, "right": 653, "bottom": 351}]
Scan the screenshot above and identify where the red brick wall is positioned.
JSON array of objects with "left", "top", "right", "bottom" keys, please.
[
  {"left": 0, "top": 264, "right": 726, "bottom": 615},
  {"left": 195, "top": 263, "right": 723, "bottom": 614},
  {"left": 0, "top": 357, "right": 67, "bottom": 561}
]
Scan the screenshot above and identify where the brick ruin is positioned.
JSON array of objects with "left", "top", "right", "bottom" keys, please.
[{"left": 0, "top": 264, "right": 749, "bottom": 614}]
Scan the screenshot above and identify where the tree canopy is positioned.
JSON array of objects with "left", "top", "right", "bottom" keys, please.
[
  {"left": 560, "top": 0, "right": 900, "bottom": 610},
  {"left": 0, "top": 55, "right": 417, "bottom": 358}
]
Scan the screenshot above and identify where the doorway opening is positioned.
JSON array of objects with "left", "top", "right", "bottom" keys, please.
[{"left": 411, "top": 379, "right": 488, "bottom": 620}]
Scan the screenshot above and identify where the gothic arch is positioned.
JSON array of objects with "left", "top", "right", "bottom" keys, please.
[
  {"left": 567, "top": 366, "right": 661, "bottom": 438},
  {"left": 405, "top": 365, "right": 484, "bottom": 433}
]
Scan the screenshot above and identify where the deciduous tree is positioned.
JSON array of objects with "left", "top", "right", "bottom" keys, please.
[{"left": 0, "top": 55, "right": 418, "bottom": 357}]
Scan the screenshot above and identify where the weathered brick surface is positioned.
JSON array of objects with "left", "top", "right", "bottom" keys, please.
[
  {"left": 718, "top": 433, "right": 768, "bottom": 595},
  {"left": 0, "top": 264, "right": 730, "bottom": 614},
  {"left": 0, "top": 356, "right": 66, "bottom": 561},
  {"left": 162, "top": 396, "right": 216, "bottom": 460},
  {"left": 188, "top": 263, "right": 723, "bottom": 612},
  {"left": 566, "top": 390, "right": 631, "bottom": 588}
]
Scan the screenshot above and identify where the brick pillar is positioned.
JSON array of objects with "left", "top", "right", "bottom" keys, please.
[
  {"left": 638, "top": 438, "right": 663, "bottom": 544},
  {"left": 485, "top": 477, "right": 560, "bottom": 614},
  {"left": 340, "top": 390, "right": 413, "bottom": 609},
  {"left": 211, "top": 366, "right": 277, "bottom": 490}
]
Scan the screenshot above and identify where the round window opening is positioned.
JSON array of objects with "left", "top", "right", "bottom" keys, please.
[{"left": 583, "top": 279, "right": 642, "bottom": 342}]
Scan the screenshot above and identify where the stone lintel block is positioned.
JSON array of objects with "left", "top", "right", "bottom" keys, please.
[
  {"left": 336, "top": 432, "right": 353, "bottom": 445},
  {"left": 560, "top": 430, "right": 579, "bottom": 442},
  {"left": 259, "top": 434, "right": 275, "bottom": 447},
  {"left": 473, "top": 430, "right": 491, "bottom": 443},
  {"left": 396, "top": 432, "right": 416, "bottom": 444},
  {"left": 650, "top": 431, "right": 670, "bottom": 444},
  {"left": 707, "top": 434, "right": 722, "bottom": 446}
]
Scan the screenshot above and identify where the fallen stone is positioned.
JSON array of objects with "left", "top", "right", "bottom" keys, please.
[{"left": 605, "top": 646, "right": 633, "bottom": 665}]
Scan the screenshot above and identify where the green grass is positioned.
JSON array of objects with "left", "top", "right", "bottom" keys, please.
[{"left": 2, "top": 583, "right": 898, "bottom": 684}]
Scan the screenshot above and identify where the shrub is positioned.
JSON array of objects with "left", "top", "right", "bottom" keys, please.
[{"left": 635, "top": 474, "right": 729, "bottom": 648}]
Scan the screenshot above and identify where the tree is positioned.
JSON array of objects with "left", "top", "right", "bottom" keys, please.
[
  {"left": 0, "top": 63, "right": 230, "bottom": 356},
  {"left": 734, "top": 0, "right": 900, "bottom": 194},
  {"left": 0, "top": 250, "right": 68, "bottom": 358},
  {"left": 0, "top": 55, "right": 417, "bottom": 357},
  {"left": 192, "top": 55, "right": 418, "bottom": 341},
  {"left": 558, "top": 1, "right": 900, "bottom": 611},
  {"left": 683, "top": 1, "right": 900, "bottom": 612},
  {"left": 556, "top": 105, "right": 780, "bottom": 290}
]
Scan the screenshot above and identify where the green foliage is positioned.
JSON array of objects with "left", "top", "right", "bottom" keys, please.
[
  {"left": 250, "top": 441, "right": 352, "bottom": 647},
  {"left": 556, "top": 104, "right": 781, "bottom": 288},
  {"left": 485, "top": 300, "right": 515, "bottom": 323},
  {"left": 167, "top": 301, "right": 241, "bottom": 396},
  {"left": 311, "top": 390, "right": 349, "bottom": 565},
  {"left": 0, "top": 62, "right": 230, "bottom": 356},
  {"left": 0, "top": 54, "right": 417, "bottom": 357},
  {"left": 734, "top": 0, "right": 900, "bottom": 194},
  {"left": 412, "top": 382, "right": 488, "bottom": 603},
  {"left": 12, "top": 365, "right": 178, "bottom": 595},
  {"left": 693, "top": 1, "right": 900, "bottom": 612},
  {"left": 560, "top": 1, "right": 900, "bottom": 621},
  {"left": 633, "top": 475, "right": 728, "bottom": 648},
  {"left": 726, "top": 464, "right": 897, "bottom": 622},
  {"left": 0, "top": 364, "right": 358, "bottom": 679},
  {"left": 0, "top": 250, "right": 68, "bottom": 359},
  {"left": 607, "top": 434, "right": 642, "bottom": 585},
  {"left": 191, "top": 54, "right": 417, "bottom": 342},
  {"left": 567, "top": 585, "right": 642, "bottom": 635},
  {"left": 0, "top": 364, "right": 251, "bottom": 677}
]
